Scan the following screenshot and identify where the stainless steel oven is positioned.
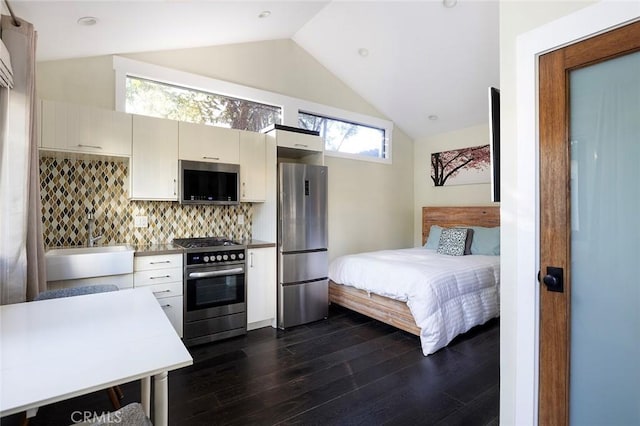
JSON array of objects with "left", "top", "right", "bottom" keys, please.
[{"left": 173, "top": 237, "right": 247, "bottom": 347}]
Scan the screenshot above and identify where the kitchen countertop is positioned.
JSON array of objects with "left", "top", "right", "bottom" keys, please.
[
  {"left": 240, "top": 239, "right": 276, "bottom": 249},
  {"left": 48, "top": 240, "right": 276, "bottom": 257},
  {"left": 133, "top": 243, "right": 184, "bottom": 256},
  {"left": 133, "top": 240, "right": 275, "bottom": 256}
]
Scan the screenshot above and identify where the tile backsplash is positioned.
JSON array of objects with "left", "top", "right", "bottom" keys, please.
[{"left": 40, "top": 157, "right": 252, "bottom": 247}]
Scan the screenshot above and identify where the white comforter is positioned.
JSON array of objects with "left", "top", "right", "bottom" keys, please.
[{"left": 329, "top": 248, "right": 500, "bottom": 355}]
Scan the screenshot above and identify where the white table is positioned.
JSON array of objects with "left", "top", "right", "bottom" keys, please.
[{"left": 0, "top": 287, "right": 192, "bottom": 425}]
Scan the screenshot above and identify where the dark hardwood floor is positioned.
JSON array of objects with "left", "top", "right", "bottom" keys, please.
[{"left": 3, "top": 305, "right": 498, "bottom": 426}]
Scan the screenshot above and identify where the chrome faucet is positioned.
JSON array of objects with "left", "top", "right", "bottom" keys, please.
[{"left": 87, "top": 212, "right": 103, "bottom": 247}]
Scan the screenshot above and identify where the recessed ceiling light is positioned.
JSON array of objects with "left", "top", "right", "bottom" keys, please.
[
  {"left": 428, "top": 115, "right": 439, "bottom": 121},
  {"left": 358, "top": 48, "right": 369, "bottom": 58},
  {"left": 258, "top": 11, "right": 271, "bottom": 19},
  {"left": 443, "top": 0, "right": 457, "bottom": 8},
  {"left": 77, "top": 16, "right": 98, "bottom": 26}
]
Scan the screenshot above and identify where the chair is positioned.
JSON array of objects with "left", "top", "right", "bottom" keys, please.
[
  {"left": 74, "top": 402, "right": 153, "bottom": 426},
  {"left": 33, "top": 285, "right": 125, "bottom": 409},
  {"left": 33, "top": 284, "right": 120, "bottom": 300}
]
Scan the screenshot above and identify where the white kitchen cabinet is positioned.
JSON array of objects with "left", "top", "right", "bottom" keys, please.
[
  {"left": 157, "top": 295, "right": 183, "bottom": 337},
  {"left": 178, "top": 121, "right": 240, "bottom": 164},
  {"left": 130, "top": 114, "right": 179, "bottom": 201},
  {"left": 40, "top": 100, "right": 132, "bottom": 157},
  {"left": 47, "top": 274, "right": 134, "bottom": 291},
  {"left": 134, "top": 253, "right": 183, "bottom": 336},
  {"left": 239, "top": 130, "right": 266, "bottom": 202},
  {"left": 274, "top": 129, "right": 324, "bottom": 152},
  {"left": 246, "top": 246, "right": 276, "bottom": 330}
]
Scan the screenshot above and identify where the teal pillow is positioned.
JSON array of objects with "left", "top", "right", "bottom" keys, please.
[
  {"left": 424, "top": 225, "right": 443, "bottom": 249},
  {"left": 469, "top": 226, "right": 500, "bottom": 255}
]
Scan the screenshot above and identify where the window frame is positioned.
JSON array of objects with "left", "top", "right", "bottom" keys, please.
[
  {"left": 113, "top": 56, "right": 393, "bottom": 164},
  {"left": 298, "top": 110, "right": 389, "bottom": 162}
]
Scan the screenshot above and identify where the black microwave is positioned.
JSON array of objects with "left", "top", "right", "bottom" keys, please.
[{"left": 179, "top": 160, "right": 240, "bottom": 205}]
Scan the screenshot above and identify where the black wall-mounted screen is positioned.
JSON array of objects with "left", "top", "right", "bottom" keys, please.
[{"left": 489, "top": 87, "right": 500, "bottom": 202}]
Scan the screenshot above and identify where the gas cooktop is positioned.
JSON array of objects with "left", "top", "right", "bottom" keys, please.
[{"left": 173, "top": 237, "right": 242, "bottom": 249}]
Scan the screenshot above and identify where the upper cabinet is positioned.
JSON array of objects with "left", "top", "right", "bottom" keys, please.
[
  {"left": 178, "top": 121, "right": 240, "bottom": 164},
  {"left": 265, "top": 126, "right": 324, "bottom": 166},
  {"left": 274, "top": 128, "right": 323, "bottom": 152},
  {"left": 130, "top": 115, "right": 179, "bottom": 201},
  {"left": 40, "top": 100, "right": 132, "bottom": 157},
  {"left": 239, "top": 131, "right": 266, "bottom": 202},
  {"left": 39, "top": 100, "right": 272, "bottom": 203}
]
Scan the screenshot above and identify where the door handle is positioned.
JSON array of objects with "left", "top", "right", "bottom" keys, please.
[
  {"left": 188, "top": 267, "right": 244, "bottom": 279},
  {"left": 541, "top": 266, "right": 564, "bottom": 293}
]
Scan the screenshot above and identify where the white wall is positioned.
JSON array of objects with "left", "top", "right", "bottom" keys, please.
[
  {"left": 36, "top": 39, "right": 415, "bottom": 258},
  {"left": 413, "top": 124, "right": 494, "bottom": 246},
  {"left": 499, "top": 1, "right": 598, "bottom": 425}
]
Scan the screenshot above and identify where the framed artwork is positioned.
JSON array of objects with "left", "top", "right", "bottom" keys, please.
[{"left": 431, "top": 144, "right": 491, "bottom": 186}]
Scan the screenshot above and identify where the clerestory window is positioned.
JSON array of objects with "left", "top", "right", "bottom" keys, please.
[
  {"left": 125, "top": 76, "right": 281, "bottom": 132},
  {"left": 114, "top": 57, "right": 393, "bottom": 163},
  {"left": 298, "top": 111, "right": 387, "bottom": 160}
]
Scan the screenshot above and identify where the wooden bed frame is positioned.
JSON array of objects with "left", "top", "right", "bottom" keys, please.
[{"left": 329, "top": 206, "right": 500, "bottom": 336}]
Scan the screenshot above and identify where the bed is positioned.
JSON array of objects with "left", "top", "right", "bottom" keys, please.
[{"left": 328, "top": 206, "right": 500, "bottom": 355}]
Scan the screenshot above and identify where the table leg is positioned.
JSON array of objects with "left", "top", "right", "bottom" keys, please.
[
  {"left": 141, "top": 376, "right": 151, "bottom": 417},
  {"left": 153, "top": 371, "right": 169, "bottom": 426},
  {"left": 19, "top": 407, "right": 38, "bottom": 426}
]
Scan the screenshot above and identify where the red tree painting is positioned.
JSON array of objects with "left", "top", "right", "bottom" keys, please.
[{"left": 431, "top": 144, "right": 491, "bottom": 186}]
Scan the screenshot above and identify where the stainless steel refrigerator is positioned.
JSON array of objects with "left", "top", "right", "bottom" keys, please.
[{"left": 277, "top": 162, "right": 328, "bottom": 329}]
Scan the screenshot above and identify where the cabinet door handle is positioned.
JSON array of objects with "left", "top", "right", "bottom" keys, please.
[
  {"left": 250, "top": 252, "right": 254, "bottom": 268},
  {"left": 150, "top": 261, "right": 171, "bottom": 265},
  {"left": 150, "top": 275, "right": 171, "bottom": 279},
  {"left": 173, "top": 179, "right": 177, "bottom": 196},
  {"left": 77, "top": 144, "right": 102, "bottom": 149},
  {"left": 202, "top": 156, "right": 220, "bottom": 160},
  {"left": 153, "top": 289, "right": 172, "bottom": 295},
  {"left": 161, "top": 304, "right": 171, "bottom": 309},
  {"left": 294, "top": 143, "right": 308, "bottom": 148}
]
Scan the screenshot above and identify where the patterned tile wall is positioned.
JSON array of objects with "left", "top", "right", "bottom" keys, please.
[{"left": 40, "top": 157, "right": 253, "bottom": 248}]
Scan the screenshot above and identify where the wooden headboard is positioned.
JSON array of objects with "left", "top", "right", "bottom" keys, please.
[{"left": 422, "top": 206, "right": 500, "bottom": 245}]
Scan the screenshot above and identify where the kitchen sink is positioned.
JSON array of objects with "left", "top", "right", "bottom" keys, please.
[{"left": 45, "top": 245, "right": 135, "bottom": 281}]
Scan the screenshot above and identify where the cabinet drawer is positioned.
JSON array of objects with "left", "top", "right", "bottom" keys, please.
[
  {"left": 158, "top": 295, "right": 183, "bottom": 337},
  {"left": 276, "top": 130, "right": 323, "bottom": 152},
  {"left": 134, "top": 254, "right": 182, "bottom": 271},
  {"left": 134, "top": 267, "right": 182, "bottom": 286},
  {"left": 147, "top": 281, "right": 183, "bottom": 299}
]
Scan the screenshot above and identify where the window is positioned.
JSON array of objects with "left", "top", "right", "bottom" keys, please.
[
  {"left": 114, "top": 57, "right": 393, "bottom": 163},
  {"left": 298, "top": 111, "right": 387, "bottom": 160},
  {"left": 126, "top": 76, "right": 281, "bottom": 132}
]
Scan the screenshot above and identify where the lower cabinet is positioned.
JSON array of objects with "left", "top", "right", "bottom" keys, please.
[
  {"left": 46, "top": 273, "right": 133, "bottom": 291},
  {"left": 134, "top": 253, "right": 183, "bottom": 337},
  {"left": 156, "top": 295, "right": 183, "bottom": 338},
  {"left": 246, "top": 246, "right": 277, "bottom": 330}
]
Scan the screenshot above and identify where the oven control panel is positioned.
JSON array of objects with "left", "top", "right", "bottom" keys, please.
[{"left": 187, "top": 249, "right": 245, "bottom": 265}]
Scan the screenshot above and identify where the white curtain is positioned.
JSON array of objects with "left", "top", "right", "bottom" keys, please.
[{"left": 0, "top": 15, "right": 45, "bottom": 304}]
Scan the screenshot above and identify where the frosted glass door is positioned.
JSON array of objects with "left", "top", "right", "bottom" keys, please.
[{"left": 568, "top": 50, "right": 640, "bottom": 425}]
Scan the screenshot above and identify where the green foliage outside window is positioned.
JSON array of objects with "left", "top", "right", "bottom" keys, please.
[
  {"left": 298, "top": 111, "right": 386, "bottom": 159},
  {"left": 126, "top": 76, "right": 281, "bottom": 132}
]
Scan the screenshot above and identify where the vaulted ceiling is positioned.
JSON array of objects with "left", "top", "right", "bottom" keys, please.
[{"left": 9, "top": 1, "right": 499, "bottom": 140}]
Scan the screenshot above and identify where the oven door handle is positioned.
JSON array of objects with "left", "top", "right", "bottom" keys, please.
[{"left": 187, "top": 267, "right": 244, "bottom": 279}]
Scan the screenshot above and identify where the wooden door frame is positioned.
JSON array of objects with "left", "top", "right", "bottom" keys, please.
[
  {"left": 511, "top": 4, "right": 640, "bottom": 426},
  {"left": 538, "top": 21, "right": 640, "bottom": 425}
]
